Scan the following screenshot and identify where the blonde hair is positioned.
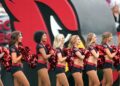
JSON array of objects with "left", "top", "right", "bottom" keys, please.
[
  {"left": 112, "top": 3, "right": 119, "bottom": 13},
  {"left": 53, "top": 34, "right": 64, "bottom": 48},
  {"left": 101, "top": 32, "right": 112, "bottom": 44},
  {"left": 86, "top": 33, "right": 96, "bottom": 48},
  {"left": 68, "top": 35, "right": 79, "bottom": 48}
]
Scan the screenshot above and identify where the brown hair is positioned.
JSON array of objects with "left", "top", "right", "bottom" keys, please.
[
  {"left": 101, "top": 32, "right": 112, "bottom": 44},
  {"left": 9, "top": 31, "right": 22, "bottom": 46}
]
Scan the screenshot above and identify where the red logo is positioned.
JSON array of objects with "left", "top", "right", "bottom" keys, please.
[{"left": 1, "top": 0, "right": 79, "bottom": 52}]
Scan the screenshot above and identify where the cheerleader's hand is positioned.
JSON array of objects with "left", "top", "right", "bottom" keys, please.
[
  {"left": 82, "top": 55, "right": 85, "bottom": 59},
  {"left": 113, "top": 51, "right": 118, "bottom": 57},
  {"left": 49, "top": 50, "right": 55, "bottom": 55},
  {"left": 0, "top": 52, "right": 5, "bottom": 59},
  {"left": 64, "top": 56, "right": 67, "bottom": 60},
  {"left": 3, "top": 47, "right": 9, "bottom": 55},
  {"left": 19, "top": 54, "right": 23, "bottom": 60}
]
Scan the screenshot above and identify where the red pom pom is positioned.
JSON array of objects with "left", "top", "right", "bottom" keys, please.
[
  {"left": 63, "top": 48, "right": 73, "bottom": 70},
  {"left": 95, "top": 45, "right": 105, "bottom": 69},
  {"left": 18, "top": 45, "right": 31, "bottom": 62},
  {"left": 28, "top": 54, "right": 38, "bottom": 68},
  {"left": 95, "top": 45, "right": 105, "bottom": 55},
  {"left": 1, "top": 49, "right": 12, "bottom": 71},
  {"left": 97, "top": 56, "right": 105, "bottom": 69},
  {"left": 45, "top": 44, "right": 55, "bottom": 55},
  {"left": 44, "top": 44, "right": 57, "bottom": 70},
  {"left": 48, "top": 55, "right": 57, "bottom": 70},
  {"left": 2, "top": 47, "right": 9, "bottom": 55},
  {"left": 110, "top": 45, "right": 117, "bottom": 53}
]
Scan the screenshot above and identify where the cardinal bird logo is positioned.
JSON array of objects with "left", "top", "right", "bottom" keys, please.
[{"left": 0, "top": 0, "right": 84, "bottom": 52}]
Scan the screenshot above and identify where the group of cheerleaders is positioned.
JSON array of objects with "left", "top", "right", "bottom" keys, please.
[{"left": 0, "top": 30, "right": 120, "bottom": 86}]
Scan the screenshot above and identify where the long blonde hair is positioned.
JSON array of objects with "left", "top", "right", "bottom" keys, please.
[
  {"left": 101, "top": 32, "right": 112, "bottom": 44},
  {"left": 86, "top": 33, "right": 96, "bottom": 48},
  {"left": 68, "top": 35, "right": 79, "bottom": 48},
  {"left": 53, "top": 34, "right": 64, "bottom": 48}
]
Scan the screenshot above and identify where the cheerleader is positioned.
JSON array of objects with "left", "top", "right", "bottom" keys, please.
[
  {"left": 34, "top": 31, "right": 53, "bottom": 86},
  {"left": 68, "top": 35, "right": 85, "bottom": 86},
  {"left": 53, "top": 34, "right": 69, "bottom": 86},
  {"left": 117, "top": 44, "right": 120, "bottom": 79},
  {"left": 101, "top": 32, "right": 117, "bottom": 86},
  {"left": 0, "top": 48, "right": 4, "bottom": 86},
  {"left": 117, "top": 48, "right": 120, "bottom": 86},
  {"left": 112, "top": 4, "right": 120, "bottom": 44},
  {"left": 84, "top": 33, "right": 100, "bottom": 86},
  {"left": 9, "top": 31, "right": 30, "bottom": 86}
]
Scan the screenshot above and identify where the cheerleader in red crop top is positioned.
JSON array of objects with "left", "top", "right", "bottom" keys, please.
[
  {"left": 85, "top": 33, "right": 100, "bottom": 86},
  {"left": 34, "top": 31, "right": 54, "bottom": 86},
  {"left": 101, "top": 32, "right": 117, "bottom": 86},
  {"left": 53, "top": 34, "right": 69, "bottom": 86},
  {"left": 68, "top": 35, "right": 85, "bottom": 86},
  {"left": 116, "top": 43, "right": 120, "bottom": 81},
  {"left": 0, "top": 46, "right": 4, "bottom": 86},
  {"left": 9, "top": 31, "right": 30, "bottom": 86}
]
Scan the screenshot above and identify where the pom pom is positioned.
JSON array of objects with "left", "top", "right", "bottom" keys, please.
[
  {"left": 63, "top": 48, "right": 74, "bottom": 70},
  {"left": 28, "top": 54, "right": 38, "bottom": 68},
  {"left": 95, "top": 45, "right": 105, "bottom": 69},
  {"left": 18, "top": 45, "right": 31, "bottom": 62},
  {"left": 112, "top": 46, "right": 120, "bottom": 68},
  {"left": 0, "top": 47, "right": 12, "bottom": 71},
  {"left": 45, "top": 44, "right": 57, "bottom": 70}
]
